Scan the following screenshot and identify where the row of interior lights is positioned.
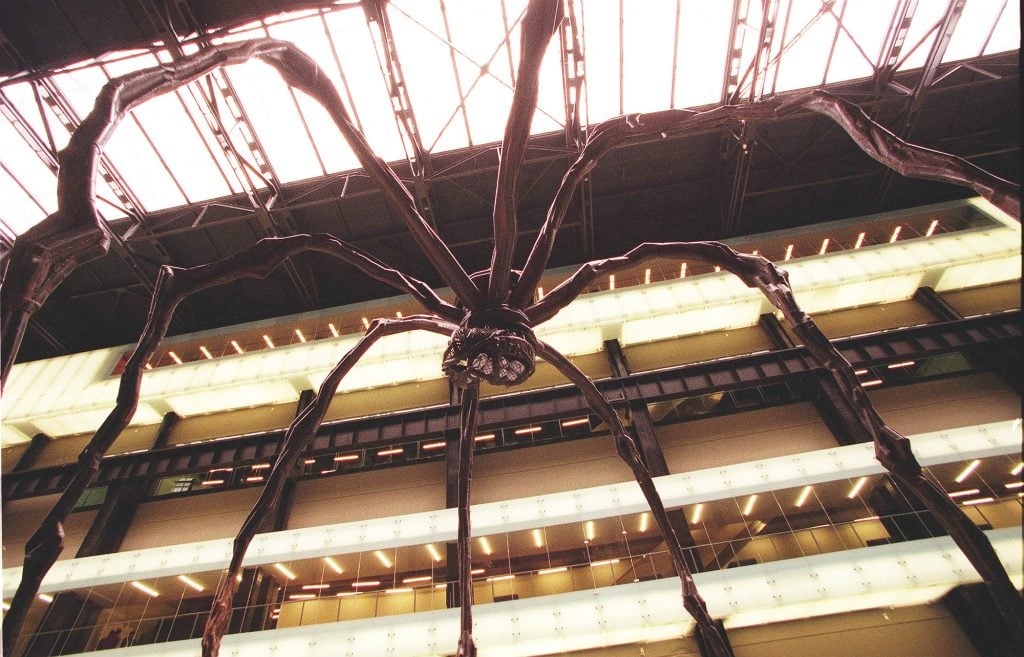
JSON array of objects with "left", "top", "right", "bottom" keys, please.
[
  {"left": 146, "top": 221, "right": 939, "bottom": 369},
  {"left": 197, "top": 418, "right": 591, "bottom": 485},
  {"left": 25, "top": 458, "right": 1019, "bottom": 607}
]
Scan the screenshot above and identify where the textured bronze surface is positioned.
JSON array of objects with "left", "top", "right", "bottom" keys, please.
[{"left": 2, "top": 1, "right": 1020, "bottom": 655}]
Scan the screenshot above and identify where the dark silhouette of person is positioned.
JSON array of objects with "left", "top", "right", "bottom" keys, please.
[{"left": 96, "top": 628, "right": 122, "bottom": 649}]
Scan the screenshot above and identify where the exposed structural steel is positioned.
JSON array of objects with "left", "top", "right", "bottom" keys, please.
[
  {"left": 0, "top": 2, "right": 1020, "bottom": 657},
  {"left": 2, "top": 309, "right": 1019, "bottom": 503}
]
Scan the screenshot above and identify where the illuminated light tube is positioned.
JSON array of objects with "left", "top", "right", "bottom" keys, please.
[
  {"left": 608, "top": 274, "right": 615, "bottom": 290},
  {"left": 295, "top": 329, "right": 307, "bottom": 343},
  {"left": 263, "top": 335, "right": 275, "bottom": 349},
  {"left": 536, "top": 286, "right": 544, "bottom": 299},
  {"left": 854, "top": 369, "right": 869, "bottom": 376},
  {"left": 887, "top": 361, "right": 916, "bottom": 369},
  {"left": 691, "top": 504, "right": 703, "bottom": 524},
  {"left": 386, "top": 587, "right": 413, "bottom": 594},
  {"left": 479, "top": 537, "right": 493, "bottom": 555},
  {"left": 890, "top": 225, "right": 902, "bottom": 243},
  {"left": 244, "top": 476, "right": 264, "bottom": 483},
  {"left": 199, "top": 346, "right": 213, "bottom": 360},
  {"left": 178, "top": 575, "right": 204, "bottom": 592},
  {"left": 403, "top": 576, "right": 432, "bottom": 584},
  {"left": 288, "top": 593, "right": 316, "bottom": 600},
  {"left": 679, "top": 262, "right": 687, "bottom": 278},
  {"left": 377, "top": 448, "right": 403, "bottom": 457},
  {"left": 302, "top": 584, "right": 330, "bottom": 590},
  {"left": 561, "top": 418, "right": 590, "bottom": 428},
  {"left": 320, "top": 469, "right": 337, "bottom": 475},
  {"left": 947, "top": 488, "right": 981, "bottom": 498},
  {"left": 274, "top": 563, "right": 296, "bottom": 580},
  {"left": 230, "top": 340, "right": 244, "bottom": 354},
  {"left": 334, "top": 454, "right": 359, "bottom": 462},
  {"left": 954, "top": 459, "right": 981, "bottom": 483},
  {"left": 1011, "top": 463, "right": 1023, "bottom": 476},
  {"left": 329, "top": 323, "right": 340, "bottom": 338},
  {"left": 374, "top": 550, "right": 393, "bottom": 568},
  {"left": 361, "top": 317, "right": 370, "bottom": 330},
  {"left": 585, "top": 521, "right": 595, "bottom": 541},
  {"left": 714, "top": 266, "right": 721, "bottom": 272},
  {"left": 131, "top": 581, "right": 159, "bottom": 597},
  {"left": 861, "top": 379, "right": 884, "bottom": 387},
  {"left": 324, "top": 557, "right": 343, "bottom": 574},
  {"left": 591, "top": 559, "right": 620, "bottom": 567},
  {"left": 848, "top": 477, "right": 868, "bottom": 499},
  {"left": 168, "top": 351, "right": 183, "bottom": 365},
  {"left": 201, "top": 479, "right": 225, "bottom": 486},
  {"left": 784, "top": 244, "right": 794, "bottom": 261},
  {"left": 795, "top": 485, "right": 813, "bottom": 507},
  {"left": 961, "top": 497, "right": 995, "bottom": 506},
  {"left": 351, "top": 580, "right": 380, "bottom": 588},
  {"left": 474, "top": 434, "right": 495, "bottom": 442},
  {"left": 538, "top": 567, "right": 568, "bottom": 575},
  {"left": 532, "top": 529, "right": 544, "bottom": 547},
  {"left": 855, "top": 515, "right": 880, "bottom": 522},
  {"left": 854, "top": 232, "right": 866, "bottom": 249},
  {"left": 1006, "top": 482, "right": 1023, "bottom": 489},
  {"left": 751, "top": 249, "right": 759, "bottom": 256},
  {"left": 819, "top": 238, "right": 830, "bottom": 255},
  {"left": 644, "top": 268, "right": 651, "bottom": 284},
  {"left": 396, "top": 311, "right": 403, "bottom": 318},
  {"left": 515, "top": 426, "right": 543, "bottom": 435},
  {"left": 303, "top": 458, "right": 316, "bottom": 465},
  {"left": 250, "top": 463, "right": 270, "bottom": 470},
  {"left": 639, "top": 512, "right": 649, "bottom": 532},
  {"left": 926, "top": 219, "right": 939, "bottom": 236},
  {"left": 3, "top": 601, "right": 11, "bottom": 610},
  {"left": 486, "top": 575, "right": 515, "bottom": 582},
  {"left": 470, "top": 569, "right": 485, "bottom": 575},
  {"left": 742, "top": 494, "right": 758, "bottom": 516},
  {"left": 426, "top": 544, "right": 442, "bottom": 562},
  {"left": 38, "top": 593, "right": 53, "bottom": 603},
  {"left": 336, "top": 591, "right": 359, "bottom": 597},
  {"left": 144, "top": 363, "right": 153, "bottom": 370},
  {"left": 422, "top": 441, "right": 447, "bottom": 450}
]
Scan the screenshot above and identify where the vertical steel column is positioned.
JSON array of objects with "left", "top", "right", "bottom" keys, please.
[
  {"left": 149, "top": 412, "right": 181, "bottom": 451},
  {"left": 10, "top": 433, "right": 51, "bottom": 473}
]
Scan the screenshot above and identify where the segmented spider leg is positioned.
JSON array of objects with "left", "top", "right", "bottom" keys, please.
[
  {"left": 509, "top": 89, "right": 1018, "bottom": 309},
  {"left": 202, "top": 315, "right": 456, "bottom": 657},
  {"left": 531, "top": 242, "right": 1022, "bottom": 647},
  {"left": 536, "top": 342, "right": 735, "bottom": 657},
  {"left": 454, "top": 382, "right": 482, "bottom": 657},
  {"left": 486, "top": 0, "right": 562, "bottom": 304},
  {"left": 2, "top": 233, "right": 454, "bottom": 653},
  {"left": 2, "top": 39, "right": 477, "bottom": 389}
]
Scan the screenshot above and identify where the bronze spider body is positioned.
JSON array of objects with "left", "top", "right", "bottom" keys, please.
[{"left": 1, "top": 2, "right": 1020, "bottom": 657}]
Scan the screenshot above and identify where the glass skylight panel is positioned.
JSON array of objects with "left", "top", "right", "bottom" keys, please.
[
  {"left": 942, "top": 0, "right": 1007, "bottom": 62},
  {"left": 982, "top": 0, "right": 1020, "bottom": 56},
  {"left": 621, "top": 0, "right": 678, "bottom": 113},
  {"left": 672, "top": 0, "right": 730, "bottom": 108},
  {"left": 579, "top": 1, "right": 620, "bottom": 121},
  {"left": 823, "top": 0, "right": 890, "bottom": 84},
  {"left": 0, "top": 166, "right": 47, "bottom": 235},
  {"left": 323, "top": 9, "right": 407, "bottom": 165},
  {"left": 772, "top": 0, "right": 834, "bottom": 92},
  {"left": 0, "top": 114, "right": 57, "bottom": 230},
  {"left": 387, "top": 1, "right": 469, "bottom": 152},
  {"left": 895, "top": 0, "right": 947, "bottom": 72}
]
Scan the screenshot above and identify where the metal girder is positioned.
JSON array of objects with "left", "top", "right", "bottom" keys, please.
[
  {"left": 721, "top": 0, "right": 751, "bottom": 104},
  {"left": 873, "top": 0, "right": 920, "bottom": 92},
  {"left": 3, "top": 310, "right": 1017, "bottom": 501},
  {"left": 733, "top": 0, "right": 781, "bottom": 104}
]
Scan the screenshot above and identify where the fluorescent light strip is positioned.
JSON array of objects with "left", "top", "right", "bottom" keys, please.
[
  {"left": 250, "top": 463, "right": 270, "bottom": 470},
  {"left": 608, "top": 274, "right": 615, "bottom": 290},
  {"left": 178, "top": 575, "right": 204, "bottom": 592},
  {"left": 1011, "top": 463, "right": 1023, "bottom": 476},
  {"left": 386, "top": 588, "right": 413, "bottom": 594},
  {"left": 199, "top": 346, "right": 213, "bottom": 360},
  {"left": 560, "top": 417, "right": 589, "bottom": 427},
  {"left": 1005, "top": 482, "right": 1023, "bottom": 489},
  {"left": 691, "top": 503, "right": 703, "bottom": 524},
  {"left": 422, "top": 441, "right": 447, "bottom": 450},
  {"left": 961, "top": 497, "right": 994, "bottom": 506},
  {"left": 131, "top": 581, "right": 159, "bottom": 597},
  {"left": 274, "top": 563, "right": 296, "bottom": 580},
  {"left": 819, "top": 238, "right": 829, "bottom": 255},
  {"left": 38, "top": 593, "right": 53, "bottom": 603},
  {"left": 947, "top": 488, "right": 980, "bottom": 498},
  {"left": 474, "top": 434, "right": 495, "bottom": 442},
  {"left": 289, "top": 593, "right": 316, "bottom": 600},
  {"left": 954, "top": 459, "right": 981, "bottom": 483},
  {"left": 890, "top": 225, "right": 902, "bottom": 243},
  {"left": 848, "top": 477, "right": 868, "bottom": 499},
  {"left": 169, "top": 351, "right": 183, "bottom": 365},
  {"left": 230, "top": 340, "right": 244, "bottom": 354},
  {"left": 395, "top": 311, "right": 403, "bottom": 318},
  {"left": 679, "top": 262, "right": 687, "bottom": 278},
  {"left": 329, "top": 323, "right": 340, "bottom": 338},
  {"left": 361, "top": 317, "right": 370, "bottom": 330},
  {"left": 471, "top": 568, "right": 485, "bottom": 575},
  {"left": 886, "top": 361, "right": 915, "bottom": 369},
  {"left": 479, "top": 536, "right": 493, "bottom": 555},
  {"left": 244, "top": 476, "right": 264, "bottom": 483},
  {"left": 644, "top": 268, "right": 651, "bottom": 284},
  {"left": 536, "top": 286, "right": 544, "bottom": 299},
  {"left": 591, "top": 559, "right": 620, "bottom": 567},
  {"left": 334, "top": 454, "right": 359, "bottom": 462},
  {"left": 784, "top": 244, "right": 794, "bottom": 261},
  {"left": 374, "top": 550, "right": 393, "bottom": 568},
  {"left": 377, "top": 448, "right": 403, "bottom": 456},
  {"left": 538, "top": 567, "right": 567, "bottom": 575},
  {"left": 403, "top": 576, "right": 432, "bottom": 584},
  {"left": 336, "top": 591, "right": 359, "bottom": 597},
  {"left": 532, "top": 529, "right": 544, "bottom": 547},
  {"left": 302, "top": 584, "right": 330, "bottom": 590},
  {"left": 426, "top": 544, "right": 442, "bottom": 562},
  {"left": 201, "top": 479, "right": 224, "bottom": 486},
  {"left": 515, "top": 426, "right": 543, "bottom": 435},
  {"left": 295, "top": 329, "right": 307, "bottom": 343},
  {"left": 742, "top": 494, "right": 758, "bottom": 516},
  {"left": 861, "top": 379, "right": 883, "bottom": 387},
  {"left": 351, "top": 580, "right": 380, "bottom": 588},
  {"left": 486, "top": 575, "right": 515, "bottom": 582},
  {"left": 585, "top": 520, "right": 595, "bottom": 541},
  {"left": 854, "top": 232, "right": 865, "bottom": 249},
  {"left": 324, "top": 557, "right": 343, "bottom": 574},
  {"left": 263, "top": 335, "right": 275, "bottom": 349},
  {"left": 925, "top": 219, "right": 939, "bottom": 236},
  {"left": 639, "top": 512, "right": 649, "bottom": 532},
  {"left": 795, "top": 486, "right": 813, "bottom": 507}
]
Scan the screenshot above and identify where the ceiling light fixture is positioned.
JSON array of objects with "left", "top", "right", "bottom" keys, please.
[
  {"left": 861, "top": 379, "right": 883, "bottom": 387},
  {"left": 962, "top": 497, "right": 994, "bottom": 506},
  {"left": 679, "top": 262, "right": 687, "bottom": 278},
  {"left": 795, "top": 485, "right": 813, "bottom": 507},
  {"left": 334, "top": 454, "right": 359, "bottom": 462},
  {"left": 351, "top": 580, "right": 380, "bottom": 588},
  {"left": 585, "top": 521, "right": 595, "bottom": 541},
  {"left": 201, "top": 479, "right": 224, "bottom": 486},
  {"left": 848, "top": 477, "right": 868, "bottom": 499},
  {"left": 38, "top": 593, "right": 53, "bottom": 603},
  {"left": 199, "top": 346, "right": 213, "bottom": 360},
  {"left": 591, "top": 559, "right": 621, "bottom": 567},
  {"left": 328, "top": 323, "right": 339, "bottom": 337},
  {"left": 947, "top": 489, "right": 981, "bottom": 498},
  {"left": 690, "top": 503, "right": 703, "bottom": 524},
  {"left": 250, "top": 463, "right": 270, "bottom": 470},
  {"left": 244, "top": 476, "right": 264, "bottom": 483},
  {"left": 385, "top": 587, "right": 413, "bottom": 594},
  {"left": 536, "top": 286, "right": 544, "bottom": 299},
  {"left": 361, "top": 317, "right": 370, "bottom": 330},
  {"left": 538, "top": 567, "right": 567, "bottom": 575},
  {"left": 301, "top": 584, "right": 330, "bottom": 590},
  {"left": 514, "top": 426, "right": 542, "bottom": 435},
  {"left": 377, "top": 448, "right": 403, "bottom": 457},
  {"left": 889, "top": 225, "right": 902, "bottom": 242},
  {"left": 403, "top": 576, "right": 432, "bottom": 584},
  {"left": 819, "top": 238, "right": 829, "bottom": 255},
  {"left": 479, "top": 537, "right": 493, "bottom": 555},
  {"left": 854, "top": 232, "right": 866, "bottom": 249},
  {"left": 263, "top": 335, "right": 275, "bottom": 349},
  {"left": 887, "top": 361, "right": 915, "bottom": 369},
  {"left": 954, "top": 459, "right": 981, "bottom": 483},
  {"left": 230, "top": 340, "right": 244, "bottom": 354},
  {"left": 470, "top": 568, "right": 485, "bottom": 575},
  {"left": 426, "top": 544, "right": 442, "bottom": 562},
  {"left": 561, "top": 417, "right": 589, "bottom": 427},
  {"left": 1005, "top": 482, "right": 1023, "bottom": 489},
  {"left": 324, "top": 557, "right": 343, "bottom": 574},
  {"left": 742, "top": 494, "right": 758, "bottom": 516},
  {"left": 178, "top": 575, "right": 205, "bottom": 592},
  {"left": 373, "top": 550, "right": 393, "bottom": 568},
  {"left": 487, "top": 575, "right": 515, "bottom": 582},
  {"left": 131, "top": 581, "right": 159, "bottom": 597},
  {"left": 1011, "top": 463, "right": 1023, "bottom": 476},
  {"left": 474, "top": 434, "right": 495, "bottom": 442},
  {"left": 421, "top": 441, "right": 447, "bottom": 450},
  {"left": 639, "top": 512, "right": 649, "bottom": 532},
  {"left": 925, "top": 219, "right": 939, "bottom": 236},
  {"left": 168, "top": 351, "right": 183, "bottom": 365},
  {"left": 294, "top": 328, "right": 306, "bottom": 343},
  {"left": 644, "top": 268, "right": 651, "bottom": 284},
  {"left": 783, "top": 244, "right": 794, "bottom": 261},
  {"left": 532, "top": 529, "right": 544, "bottom": 548},
  {"left": 608, "top": 274, "right": 615, "bottom": 290},
  {"left": 288, "top": 594, "right": 316, "bottom": 600},
  {"left": 274, "top": 563, "right": 296, "bottom": 580}
]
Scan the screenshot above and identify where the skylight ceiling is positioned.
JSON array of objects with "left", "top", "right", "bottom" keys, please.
[{"left": 0, "top": 0, "right": 1019, "bottom": 238}]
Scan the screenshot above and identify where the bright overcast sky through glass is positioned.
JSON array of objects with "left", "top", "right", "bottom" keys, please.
[{"left": 0, "top": 0, "right": 1019, "bottom": 237}]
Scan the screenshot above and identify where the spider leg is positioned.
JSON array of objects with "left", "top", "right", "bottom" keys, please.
[
  {"left": 531, "top": 242, "right": 1022, "bottom": 648},
  {"left": 485, "top": 0, "right": 562, "bottom": 304},
  {"left": 202, "top": 315, "right": 455, "bottom": 657},
  {"left": 535, "top": 341, "right": 735, "bottom": 657},
  {"left": 509, "top": 90, "right": 1018, "bottom": 308},
  {"left": 2, "top": 38, "right": 477, "bottom": 388},
  {"left": 453, "top": 382, "right": 482, "bottom": 657},
  {"left": 1, "top": 234, "right": 456, "bottom": 653}
]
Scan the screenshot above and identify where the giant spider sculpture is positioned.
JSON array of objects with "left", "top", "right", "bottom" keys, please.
[{"left": 1, "top": 3, "right": 1021, "bottom": 657}]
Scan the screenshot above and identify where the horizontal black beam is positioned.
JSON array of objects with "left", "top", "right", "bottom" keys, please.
[{"left": 3, "top": 311, "right": 1018, "bottom": 501}]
